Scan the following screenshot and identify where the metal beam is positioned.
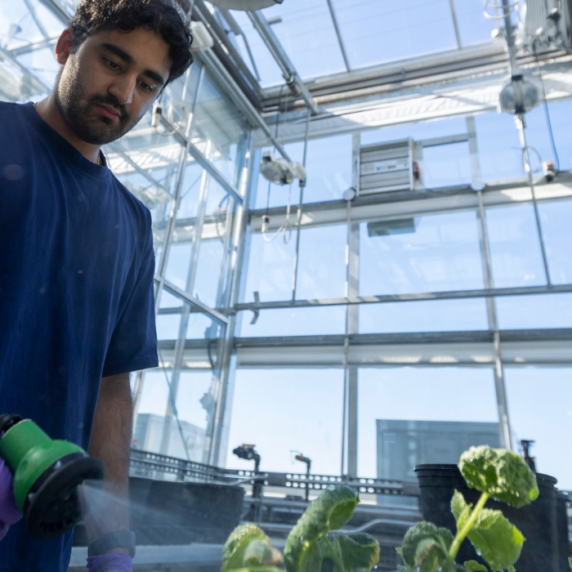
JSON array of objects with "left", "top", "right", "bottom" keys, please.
[
  {"left": 192, "top": 0, "right": 262, "bottom": 100},
  {"left": 196, "top": 48, "right": 291, "bottom": 162},
  {"left": 7, "top": 37, "right": 58, "bottom": 57},
  {"left": 448, "top": 0, "right": 462, "bottom": 49},
  {"left": 157, "top": 114, "right": 243, "bottom": 204},
  {"left": 234, "top": 283, "right": 572, "bottom": 312},
  {"left": 156, "top": 276, "right": 228, "bottom": 325},
  {"left": 326, "top": 0, "right": 351, "bottom": 72},
  {"left": 247, "top": 10, "right": 319, "bottom": 115}
]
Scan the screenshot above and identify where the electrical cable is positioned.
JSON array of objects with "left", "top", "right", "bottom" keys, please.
[
  {"left": 532, "top": 42, "right": 562, "bottom": 171},
  {"left": 263, "top": 84, "right": 293, "bottom": 244}
]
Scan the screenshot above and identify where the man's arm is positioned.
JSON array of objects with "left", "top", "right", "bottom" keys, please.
[{"left": 85, "top": 372, "right": 132, "bottom": 547}]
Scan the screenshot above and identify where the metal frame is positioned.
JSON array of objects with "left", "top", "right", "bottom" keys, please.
[{"left": 246, "top": 10, "right": 319, "bottom": 116}]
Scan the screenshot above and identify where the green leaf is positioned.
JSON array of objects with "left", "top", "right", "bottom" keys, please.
[
  {"left": 284, "top": 485, "right": 360, "bottom": 572},
  {"left": 569, "top": 556, "right": 572, "bottom": 570},
  {"left": 463, "top": 561, "right": 488, "bottom": 571},
  {"left": 401, "top": 522, "right": 453, "bottom": 570},
  {"left": 221, "top": 523, "right": 270, "bottom": 572},
  {"left": 508, "top": 566, "right": 516, "bottom": 572},
  {"left": 459, "top": 446, "right": 539, "bottom": 507},
  {"left": 338, "top": 533, "right": 380, "bottom": 571},
  {"left": 451, "top": 490, "right": 525, "bottom": 571}
]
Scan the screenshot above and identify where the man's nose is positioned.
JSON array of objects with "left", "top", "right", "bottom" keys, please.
[{"left": 108, "top": 75, "right": 136, "bottom": 107}]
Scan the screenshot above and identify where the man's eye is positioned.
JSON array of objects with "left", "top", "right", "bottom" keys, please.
[
  {"left": 140, "top": 81, "right": 154, "bottom": 93},
  {"left": 105, "top": 59, "right": 120, "bottom": 70}
]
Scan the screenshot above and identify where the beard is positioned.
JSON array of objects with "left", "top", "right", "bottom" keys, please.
[{"left": 55, "top": 56, "right": 144, "bottom": 145}]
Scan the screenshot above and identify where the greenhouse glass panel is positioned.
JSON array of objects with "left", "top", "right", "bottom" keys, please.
[
  {"left": 485, "top": 204, "right": 547, "bottom": 288},
  {"left": 332, "top": 0, "right": 458, "bottom": 70},
  {"left": 505, "top": 368, "right": 572, "bottom": 489},
  {"left": 496, "top": 293, "right": 572, "bottom": 330},
  {"left": 359, "top": 298, "right": 489, "bottom": 334},
  {"left": 422, "top": 141, "right": 472, "bottom": 188},
  {"left": 258, "top": 0, "right": 346, "bottom": 80},
  {"left": 361, "top": 117, "right": 467, "bottom": 146},
  {"left": 192, "top": 72, "right": 248, "bottom": 186},
  {"left": 237, "top": 306, "right": 347, "bottom": 337},
  {"left": 538, "top": 199, "right": 572, "bottom": 284},
  {"left": 358, "top": 367, "right": 499, "bottom": 480},
  {"left": 452, "top": 0, "right": 497, "bottom": 47},
  {"left": 226, "top": 369, "right": 344, "bottom": 476},
  {"left": 360, "top": 210, "right": 484, "bottom": 295},
  {"left": 296, "top": 224, "right": 347, "bottom": 300}
]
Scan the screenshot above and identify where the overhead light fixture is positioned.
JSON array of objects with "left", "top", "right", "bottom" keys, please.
[
  {"left": 207, "top": 0, "right": 283, "bottom": 10},
  {"left": 499, "top": 71, "right": 540, "bottom": 115},
  {"left": 259, "top": 150, "right": 306, "bottom": 186}
]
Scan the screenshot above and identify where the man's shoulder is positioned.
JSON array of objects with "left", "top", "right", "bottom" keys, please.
[
  {"left": 109, "top": 174, "right": 154, "bottom": 238},
  {"left": 0, "top": 101, "right": 28, "bottom": 130}
]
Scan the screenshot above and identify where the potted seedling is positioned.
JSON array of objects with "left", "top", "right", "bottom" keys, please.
[
  {"left": 397, "top": 445, "right": 540, "bottom": 572},
  {"left": 221, "top": 485, "right": 380, "bottom": 572}
]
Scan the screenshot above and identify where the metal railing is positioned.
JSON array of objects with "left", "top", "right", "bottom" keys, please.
[{"left": 129, "top": 448, "right": 420, "bottom": 497}]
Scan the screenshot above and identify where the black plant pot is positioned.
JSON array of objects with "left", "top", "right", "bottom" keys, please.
[
  {"left": 415, "top": 464, "right": 561, "bottom": 572},
  {"left": 557, "top": 492, "right": 570, "bottom": 572}
]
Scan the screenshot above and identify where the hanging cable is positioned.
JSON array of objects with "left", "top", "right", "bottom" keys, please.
[
  {"left": 262, "top": 84, "right": 294, "bottom": 244},
  {"left": 532, "top": 41, "right": 562, "bottom": 172}
]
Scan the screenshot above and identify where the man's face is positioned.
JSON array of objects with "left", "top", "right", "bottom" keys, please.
[{"left": 55, "top": 27, "right": 171, "bottom": 145}]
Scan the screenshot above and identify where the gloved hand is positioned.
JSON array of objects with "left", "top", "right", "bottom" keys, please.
[
  {"left": 0, "top": 459, "right": 23, "bottom": 540},
  {"left": 86, "top": 553, "right": 133, "bottom": 572}
]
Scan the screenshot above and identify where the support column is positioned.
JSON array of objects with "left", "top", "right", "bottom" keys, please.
[
  {"left": 209, "top": 132, "right": 254, "bottom": 467},
  {"left": 345, "top": 133, "right": 360, "bottom": 476},
  {"left": 467, "top": 116, "right": 512, "bottom": 450}
]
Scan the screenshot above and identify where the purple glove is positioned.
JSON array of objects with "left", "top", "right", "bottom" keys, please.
[
  {"left": 0, "top": 459, "right": 23, "bottom": 540},
  {"left": 86, "top": 553, "right": 133, "bottom": 572}
]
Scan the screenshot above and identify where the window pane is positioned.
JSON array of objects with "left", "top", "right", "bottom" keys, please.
[
  {"left": 453, "top": 0, "right": 496, "bottom": 47},
  {"left": 486, "top": 204, "right": 546, "bottom": 288},
  {"left": 260, "top": 0, "right": 346, "bottom": 81},
  {"left": 303, "top": 134, "right": 352, "bottom": 203},
  {"left": 238, "top": 306, "right": 347, "bottom": 337},
  {"left": 297, "top": 225, "right": 347, "bottom": 299},
  {"left": 358, "top": 368, "right": 499, "bottom": 479},
  {"left": 332, "top": 0, "right": 457, "bottom": 69},
  {"left": 359, "top": 299, "right": 489, "bottom": 333},
  {"left": 243, "top": 232, "right": 296, "bottom": 302},
  {"left": 496, "top": 293, "right": 572, "bottom": 329},
  {"left": 422, "top": 141, "right": 472, "bottom": 188},
  {"left": 506, "top": 368, "right": 572, "bottom": 488},
  {"left": 540, "top": 199, "right": 572, "bottom": 284},
  {"left": 193, "top": 72, "right": 248, "bottom": 185},
  {"left": 475, "top": 112, "right": 523, "bottom": 181},
  {"left": 361, "top": 117, "right": 467, "bottom": 146},
  {"left": 360, "top": 211, "right": 484, "bottom": 295},
  {"left": 227, "top": 369, "right": 343, "bottom": 475}
]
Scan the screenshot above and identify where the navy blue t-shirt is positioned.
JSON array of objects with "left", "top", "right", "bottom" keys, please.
[{"left": 0, "top": 102, "right": 158, "bottom": 570}]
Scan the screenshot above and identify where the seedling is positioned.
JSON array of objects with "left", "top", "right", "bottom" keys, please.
[
  {"left": 397, "top": 445, "right": 539, "bottom": 572},
  {"left": 221, "top": 485, "right": 380, "bottom": 572}
]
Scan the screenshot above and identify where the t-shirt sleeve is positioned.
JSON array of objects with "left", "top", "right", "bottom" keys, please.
[{"left": 102, "top": 220, "right": 158, "bottom": 378}]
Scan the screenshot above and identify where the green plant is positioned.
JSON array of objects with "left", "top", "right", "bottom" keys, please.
[
  {"left": 397, "top": 446, "right": 539, "bottom": 572},
  {"left": 221, "top": 485, "right": 380, "bottom": 572}
]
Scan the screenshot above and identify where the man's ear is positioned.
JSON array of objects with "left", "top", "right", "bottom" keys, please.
[{"left": 55, "top": 28, "right": 76, "bottom": 65}]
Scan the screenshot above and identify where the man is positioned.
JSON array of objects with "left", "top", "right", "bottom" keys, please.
[{"left": 0, "top": 0, "right": 193, "bottom": 570}]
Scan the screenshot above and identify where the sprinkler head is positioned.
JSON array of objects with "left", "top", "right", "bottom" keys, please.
[{"left": 0, "top": 414, "right": 104, "bottom": 539}]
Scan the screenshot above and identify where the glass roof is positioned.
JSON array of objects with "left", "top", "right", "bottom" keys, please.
[{"left": 230, "top": 0, "right": 498, "bottom": 88}]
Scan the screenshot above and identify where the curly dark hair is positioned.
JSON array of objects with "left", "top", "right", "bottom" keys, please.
[{"left": 69, "top": 0, "right": 193, "bottom": 85}]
